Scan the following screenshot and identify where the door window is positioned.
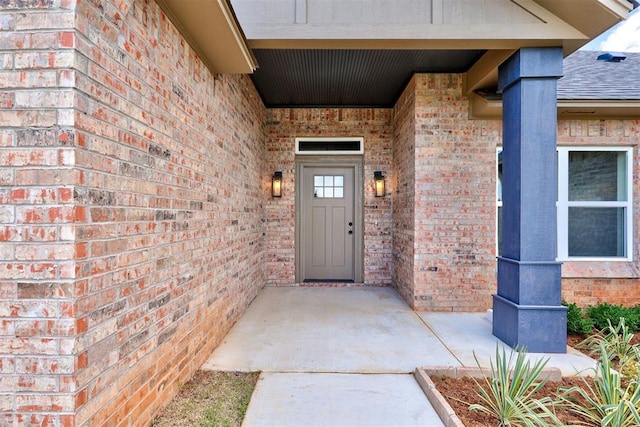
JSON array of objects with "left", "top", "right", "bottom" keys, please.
[{"left": 314, "top": 175, "right": 344, "bottom": 198}]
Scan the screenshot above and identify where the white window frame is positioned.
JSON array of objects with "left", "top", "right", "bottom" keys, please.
[
  {"left": 496, "top": 147, "right": 503, "bottom": 256},
  {"left": 557, "top": 146, "right": 633, "bottom": 261},
  {"left": 295, "top": 137, "right": 364, "bottom": 155}
]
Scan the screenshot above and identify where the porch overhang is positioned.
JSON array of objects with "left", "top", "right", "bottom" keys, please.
[
  {"left": 155, "top": 0, "right": 257, "bottom": 74},
  {"left": 157, "top": 0, "right": 632, "bottom": 110},
  {"left": 471, "top": 46, "right": 640, "bottom": 119},
  {"left": 234, "top": 0, "right": 624, "bottom": 52},
  {"left": 534, "top": 0, "right": 634, "bottom": 53},
  {"left": 471, "top": 95, "right": 640, "bottom": 119}
]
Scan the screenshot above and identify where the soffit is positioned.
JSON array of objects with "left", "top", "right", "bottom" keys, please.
[
  {"left": 533, "top": 0, "right": 632, "bottom": 53},
  {"left": 251, "top": 49, "right": 486, "bottom": 107},
  {"left": 155, "top": 0, "right": 257, "bottom": 74},
  {"left": 472, "top": 95, "right": 640, "bottom": 119},
  {"left": 231, "top": 0, "right": 628, "bottom": 107}
]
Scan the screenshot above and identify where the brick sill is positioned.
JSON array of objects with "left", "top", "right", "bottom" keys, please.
[{"left": 561, "top": 261, "right": 640, "bottom": 279}]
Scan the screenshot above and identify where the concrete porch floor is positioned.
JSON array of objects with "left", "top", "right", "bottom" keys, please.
[{"left": 202, "top": 286, "right": 596, "bottom": 426}]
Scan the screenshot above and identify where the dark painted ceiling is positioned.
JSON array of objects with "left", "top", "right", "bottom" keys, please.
[{"left": 250, "top": 49, "right": 486, "bottom": 107}]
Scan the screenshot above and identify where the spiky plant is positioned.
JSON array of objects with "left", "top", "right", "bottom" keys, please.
[
  {"left": 557, "top": 343, "right": 640, "bottom": 426},
  {"left": 469, "top": 346, "right": 562, "bottom": 426},
  {"left": 577, "top": 318, "right": 639, "bottom": 367}
]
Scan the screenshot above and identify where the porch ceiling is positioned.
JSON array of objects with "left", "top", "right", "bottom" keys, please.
[
  {"left": 155, "top": 0, "right": 631, "bottom": 109},
  {"left": 233, "top": 0, "right": 629, "bottom": 108},
  {"left": 251, "top": 49, "right": 485, "bottom": 108}
]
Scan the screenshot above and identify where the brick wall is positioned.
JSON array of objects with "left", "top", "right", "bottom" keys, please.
[
  {"left": 410, "top": 74, "right": 501, "bottom": 311},
  {"left": 392, "top": 81, "right": 640, "bottom": 311},
  {"left": 1, "top": 0, "right": 266, "bottom": 425},
  {"left": 265, "top": 108, "right": 393, "bottom": 286},
  {"left": 391, "top": 76, "right": 416, "bottom": 305},
  {"left": 0, "top": 1, "right": 78, "bottom": 425},
  {"left": 391, "top": 83, "right": 640, "bottom": 311},
  {"left": 563, "top": 278, "right": 640, "bottom": 307}
]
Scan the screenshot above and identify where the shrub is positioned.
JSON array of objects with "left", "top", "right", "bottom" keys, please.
[
  {"left": 587, "top": 303, "right": 640, "bottom": 332},
  {"left": 563, "top": 301, "right": 593, "bottom": 335},
  {"left": 469, "top": 346, "right": 562, "bottom": 426}
]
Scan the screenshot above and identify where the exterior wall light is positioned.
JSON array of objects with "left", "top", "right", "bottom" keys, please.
[
  {"left": 374, "top": 171, "right": 385, "bottom": 197},
  {"left": 272, "top": 171, "right": 283, "bottom": 197}
]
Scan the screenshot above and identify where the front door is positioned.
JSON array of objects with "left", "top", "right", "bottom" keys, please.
[{"left": 301, "top": 166, "right": 355, "bottom": 281}]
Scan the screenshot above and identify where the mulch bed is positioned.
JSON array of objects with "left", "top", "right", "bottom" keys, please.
[
  {"left": 429, "top": 334, "right": 640, "bottom": 426},
  {"left": 568, "top": 332, "right": 640, "bottom": 349},
  {"left": 431, "top": 375, "right": 594, "bottom": 426},
  {"left": 566, "top": 334, "right": 588, "bottom": 349}
]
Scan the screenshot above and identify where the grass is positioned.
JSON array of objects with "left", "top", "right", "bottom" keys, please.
[{"left": 151, "top": 371, "right": 260, "bottom": 427}]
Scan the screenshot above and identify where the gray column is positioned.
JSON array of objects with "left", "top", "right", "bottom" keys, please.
[{"left": 493, "top": 47, "right": 567, "bottom": 353}]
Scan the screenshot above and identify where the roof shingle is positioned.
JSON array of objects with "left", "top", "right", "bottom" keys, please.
[{"left": 558, "top": 50, "right": 640, "bottom": 100}]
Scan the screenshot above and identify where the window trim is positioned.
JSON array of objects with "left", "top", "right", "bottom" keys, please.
[
  {"left": 496, "top": 147, "right": 503, "bottom": 256},
  {"left": 295, "top": 137, "right": 364, "bottom": 155},
  {"left": 556, "top": 146, "right": 633, "bottom": 262}
]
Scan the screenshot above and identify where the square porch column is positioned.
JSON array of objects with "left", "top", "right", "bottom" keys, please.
[{"left": 493, "top": 47, "right": 567, "bottom": 353}]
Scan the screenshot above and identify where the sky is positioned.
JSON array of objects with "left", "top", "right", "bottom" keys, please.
[{"left": 582, "top": 7, "right": 640, "bottom": 52}]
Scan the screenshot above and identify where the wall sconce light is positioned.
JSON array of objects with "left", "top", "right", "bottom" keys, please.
[
  {"left": 374, "top": 171, "right": 385, "bottom": 197},
  {"left": 272, "top": 171, "right": 283, "bottom": 197}
]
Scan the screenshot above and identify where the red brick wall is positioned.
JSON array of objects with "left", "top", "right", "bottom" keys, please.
[
  {"left": 392, "top": 83, "right": 640, "bottom": 311},
  {"left": 0, "top": 1, "right": 78, "bottom": 425},
  {"left": 1, "top": 0, "right": 266, "bottom": 425},
  {"left": 410, "top": 74, "right": 501, "bottom": 311},
  {"left": 392, "top": 76, "right": 416, "bottom": 305},
  {"left": 558, "top": 119, "right": 640, "bottom": 307},
  {"left": 265, "top": 108, "right": 393, "bottom": 286},
  {"left": 563, "top": 278, "right": 640, "bottom": 307}
]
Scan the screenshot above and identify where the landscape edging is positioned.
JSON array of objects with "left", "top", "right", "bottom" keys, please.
[{"left": 414, "top": 366, "right": 563, "bottom": 426}]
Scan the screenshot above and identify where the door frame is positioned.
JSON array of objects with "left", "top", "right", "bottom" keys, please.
[{"left": 295, "top": 156, "right": 364, "bottom": 283}]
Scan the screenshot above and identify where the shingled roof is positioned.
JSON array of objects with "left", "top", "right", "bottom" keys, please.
[{"left": 558, "top": 50, "right": 640, "bottom": 100}]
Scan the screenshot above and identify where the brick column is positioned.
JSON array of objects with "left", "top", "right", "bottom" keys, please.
[{"left": 493, "top": 47, "right": 567, "bottom": 353}]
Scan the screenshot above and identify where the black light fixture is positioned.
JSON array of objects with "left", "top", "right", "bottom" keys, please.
[
  {"left": 272, "top": 171, "right": 283, "bottom": 197},
  {"left": 374, "top": 171, "right": 385, "bottom": 197}
]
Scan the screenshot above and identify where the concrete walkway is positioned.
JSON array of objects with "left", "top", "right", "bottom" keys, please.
[{"left": 202, "top": 286, "right": 596, "bottom": 426}]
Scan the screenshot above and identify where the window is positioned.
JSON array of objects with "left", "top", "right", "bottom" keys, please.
[
  {"left": 295, "top": 137, "right": 364, "bottom": 155},
  {"left": 314, "top": 175, "right": 344, "bottom": 198},
  {"left": 496, "top": 147, "right": 632, "bottom": 261},
  {"left": 557, "top": 147, "right": 632, "bottom": 260}
]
